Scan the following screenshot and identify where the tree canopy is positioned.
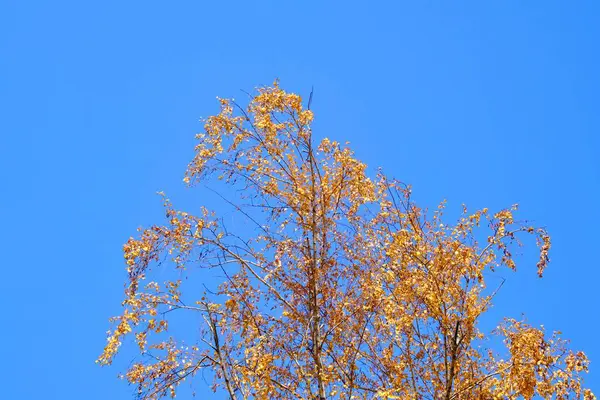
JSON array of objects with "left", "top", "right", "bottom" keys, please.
[{"left": 99, "top": 82, "right": 595, "bottom": 400}]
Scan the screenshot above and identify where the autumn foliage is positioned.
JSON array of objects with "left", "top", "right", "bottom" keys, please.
[{"left": 99, "top": 82, "right": 595, "bottom": 399}]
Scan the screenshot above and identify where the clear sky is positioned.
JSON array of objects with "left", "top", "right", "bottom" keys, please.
[{"left": 1, "top": 1, "right": 598, "bottom": 398}]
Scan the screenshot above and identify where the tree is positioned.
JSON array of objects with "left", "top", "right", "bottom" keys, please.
[{"left": 98, "top": 82, "right": 595, "bottom": 400}]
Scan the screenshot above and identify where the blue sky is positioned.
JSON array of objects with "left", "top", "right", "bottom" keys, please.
[{"left": 1, "top": 1, "right": 598, "bottom": 398}]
